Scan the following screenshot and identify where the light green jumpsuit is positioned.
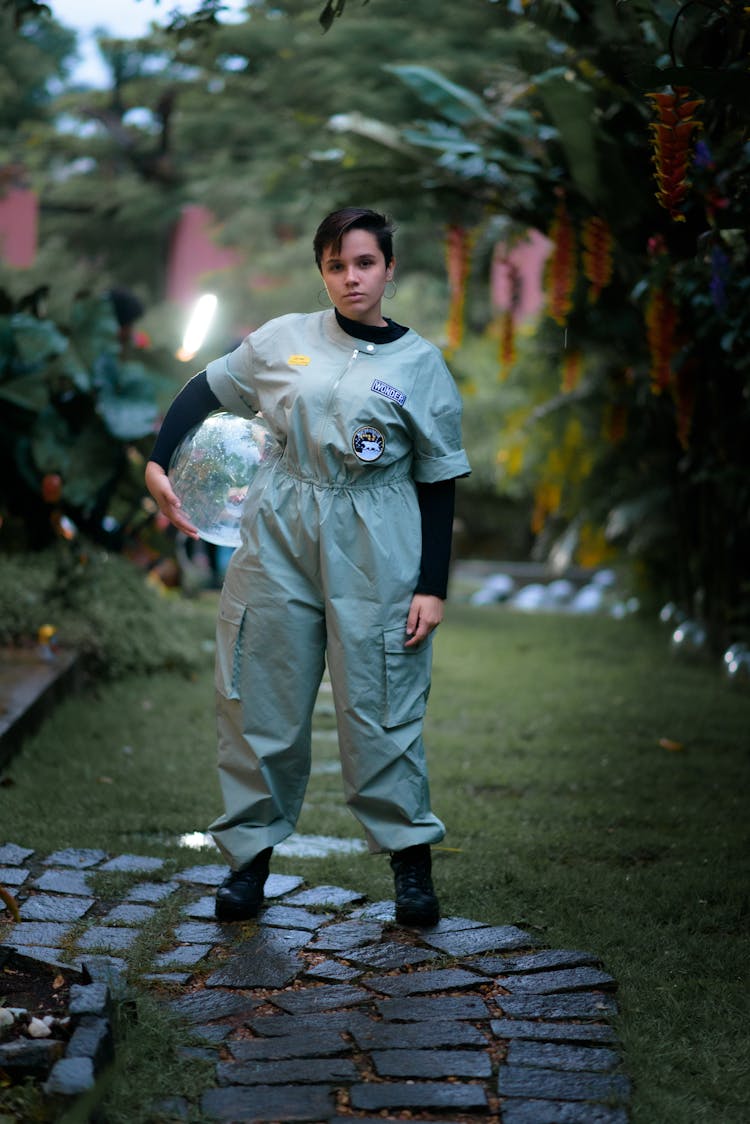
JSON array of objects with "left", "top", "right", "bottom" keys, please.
[{"left": 204, "top": 309, "right": 470, "bottom": 869}]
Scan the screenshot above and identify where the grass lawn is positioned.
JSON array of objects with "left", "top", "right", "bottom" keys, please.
[{"left": 1, "top": 594, "right": 748, "bottom": 1122}]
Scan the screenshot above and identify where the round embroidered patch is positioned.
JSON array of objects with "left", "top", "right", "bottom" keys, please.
[{"left": 352, "top": 425, "right": 385, "bottom": 463}]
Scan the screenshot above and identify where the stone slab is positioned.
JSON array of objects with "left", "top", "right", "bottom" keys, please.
[
  {"left": 33, "top": 869, "right": 91, "bottom": 895},
  {"left": 350, "top": 1081, "right": 489, "bottom": 1112},
  {"left": 499, "top": 967, "right": 616, "bottom": 994},
  {"left": 44, "top": 1055, "right": 95, "bottom": 1095},
  {"left": 183, "top": 895, "right": 217, "bottom": 919},
  {"left": 68, "top": 982, "right": 112, "bottom": 1018},
  {"left": 216, "top": 1056, "right": 358, "bottom": 1085},
  {"left": 171, "top": 990, "right": 260, "bottom": 1024},
  {"left": 366, "top": 967, "right": 486, "bottom": 997},
  {"left": 178, "top": 1045, "right": 216, "bottom": 1061},
  {"left": 202, "top": 1083, "right": 335, "bottom": 1122},
  {"left": 349, "top": 899, "right": 396, "bottom": 922},
  {"left": 246, "top": 1010, "right": 363, "bottom": 1037},
  {"left": 303, "top": 959, "right": 362, "bottom": 982},
  {"left": 270, "top": 984, "right": 371, "bottom": 1014},
  {"left": 346, "top": 941, "right": 438, "bottom": 970},
  {"left": 77, "top": 926, "right": 139, "bottom": 953},
  {"left": 142, "top": 972, "right": 193, "bottom": 986},
  {"left": 0, "top": 865, "right": 29, "bottom": 886},
  {"left": 498, "top": 1066, "right": 631, "bottom": 1102},
  {"left": 192, "top": 1023, "right": 233, "bottom": 1043},
  {"left": 174, "top": 921, "right": 225, "bottom": 944},
  {"left": 66, "top": 1015, "right": 113, "bottom": 1068},
  {"left": 98, "top": 854, "right": 164, "bottom": 873},
  {"left": 0, "top": 1038, "right": 64, "bottom": 1077},
  {"left": 501, "top": 1104, "right": 629, "bottom": 1124},
  {"left": 4, "top": 945, "right": 83, "bottom": 973},
  {"left": 285, "top": 885, "right": 364, "bottom": 908},
  {"left": 260, "top": 905, "right": 332, "bottom": 931},
  {"left": 229, "top": 1029, "right": 350, "bottom": 1061},
  {"left": 43, "top": 848, "right": 106, "bottom": 868},
  {"left": 176, "top": 864, "right": 227, "bottom": 886},
  {"left": 508, "top": 1040, "right": 621, "bottom": 1072},
  {"left": 351, "top": 1019, "right": 487, "bottom": 1050},
  {"left": 0, "top": 843, "right": 34, "bottom": 865},
  {"left": 371, "top": 1047, "right": 492, "bottom": 1078},
  {"left": 264, "top": 873, "right": 304, "bottom": 898},
  {"left": 469, "top": 949, "right": 601, "bottom": 976},
  {"left": 101, "top": 903, "right": 157, "bottom": 925},
  {"left": 423, "top": 914, "right": 489, "bottom": 933},
  {"left": 491, "top": 1019, "right": 618, "bottom": 1045},
  {"left": 80, "top": 956, "right": 128, "bottom": 994},
  {"left": 20, "top": 894, "right": 95, "bottom": 922},
  {"left": 424, "top": 924, "right": 538, "bottom": 956},
  {"left": 310, "top": 920, "right": 384, "bottom": 951},
  {"left": 4, "top": 921, "right": 73, "bottom": 947},
  {"left": 376, "top": 994, "right": 488, "bottom": 1021},
  {"left": 154, "top": 944, "right": 213, "bottom": 968},
  {"left": 205, "top": 927, "right": 308, "bottom": 989},
  {"left": 499, "top": 994, "right": 618, "bottom": 1021},
  {"left": 125, "top": 880, "right": 179, "bottom": 903}
]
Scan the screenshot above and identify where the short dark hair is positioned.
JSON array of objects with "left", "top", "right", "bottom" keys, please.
[{"left": 313, "top": 207, "right": 395, "bottom": 270}]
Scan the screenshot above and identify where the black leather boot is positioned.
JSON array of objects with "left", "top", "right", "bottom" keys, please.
[
  {"left": 390, "top": 843, "right": 440, "bottom": 927},
  {"left": 215, "top": 847, "right": 272, "bottom": 922}
]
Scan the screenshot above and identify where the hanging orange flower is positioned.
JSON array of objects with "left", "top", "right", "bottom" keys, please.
[
  {"left": 581, "top": 217, "right": 613, "bottom": 302},
  {"left": 530, "top": 480, "right": 562, "bottom": 536},
  {"left": 498, "top": 309, "right": 517, "bottom": 380},
  {"left": 645, "top": 86, "right": 704, "bottom": 222},
  {"left": 561, "top": 350, "right": 583, "bottom": 393},
  {"left": 445, "top": 224, "right": 472, "bottom": 354},
  {"left": 645, "top": 283, "right": 679, "bottom": 394},
  {"left": 545, "top": 198, "right": 577, "bottom": 326}
]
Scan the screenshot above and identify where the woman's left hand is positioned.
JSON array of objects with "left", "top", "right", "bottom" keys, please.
[{"left": 404, "top": 594, "right": 444, "bottom": 647}]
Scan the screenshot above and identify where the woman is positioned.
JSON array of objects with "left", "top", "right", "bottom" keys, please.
[{"left": 146, "top": 207, "right": 470, "bottom": 926}]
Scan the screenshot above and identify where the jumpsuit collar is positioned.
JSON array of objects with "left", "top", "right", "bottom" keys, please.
[{"left": 322, "top": 309, "right": 420, "bottom": 356}]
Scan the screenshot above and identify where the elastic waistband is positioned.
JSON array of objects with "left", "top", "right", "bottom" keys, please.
[{"left": 276, "top": 460, "right": 413, "bottom": 491}]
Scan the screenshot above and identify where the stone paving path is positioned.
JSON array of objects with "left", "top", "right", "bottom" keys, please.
[{"left": 0, "top": 840, "right": 631, "bottom": 1123}]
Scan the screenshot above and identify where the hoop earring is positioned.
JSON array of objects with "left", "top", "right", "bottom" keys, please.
[
  {"left": 384, "top": 280, "right": 397, "bottom": 299},
  {"left": 317, "top": 288, "right": 332, "bottom": 307}
]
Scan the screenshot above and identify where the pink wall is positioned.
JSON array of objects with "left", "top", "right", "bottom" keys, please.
[
  {"left": 0, "top": 188, "right": 38, "bottom": 268},
  {"left": 166, "top": 204, "right": 242, "bottom": 307},
  {"left": 491, "top": 228, "right": 551, "bottom": 322}
]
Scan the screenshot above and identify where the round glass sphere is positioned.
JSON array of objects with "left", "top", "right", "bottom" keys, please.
[
  {"left": 669, "top": 619, "right": 707, "bottom": 659},
  {"left": 168, "top": 412, "right": 276, "bottom": 547},
  {"left": 723, "top": 643, "right": 750, "bottom": 690}
]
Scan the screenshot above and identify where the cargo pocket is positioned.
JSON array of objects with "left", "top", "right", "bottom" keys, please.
[
  {"left": 381, "top": 625, "right": 432, "bottom": 729},
  {"left": 215, "top": 590, "right": 247, "bottom": 700}
]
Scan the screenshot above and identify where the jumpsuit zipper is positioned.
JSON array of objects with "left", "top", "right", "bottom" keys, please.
[{"left": 315, "top": 347, "right": 359, "bottom": 478}]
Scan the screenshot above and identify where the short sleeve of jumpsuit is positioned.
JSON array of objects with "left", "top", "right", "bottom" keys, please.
[{"left": 204, "top": 309, "right": 471, "bottom": 866}]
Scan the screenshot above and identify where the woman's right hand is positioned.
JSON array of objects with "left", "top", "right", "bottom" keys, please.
[{"left": 144, "top": 460, "right": 200, "bottom": 539}]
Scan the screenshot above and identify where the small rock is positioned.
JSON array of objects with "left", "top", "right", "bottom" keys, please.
[
  {"left": 27, "top": 1017, "right": 52, "bottom": 1038},
  {"left": 0, "top": 1008, "right": 15, "bottom": 1028}
]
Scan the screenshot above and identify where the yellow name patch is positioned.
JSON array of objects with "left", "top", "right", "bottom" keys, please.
[{"left": 288, "top": 354, "right": 311, "bottom": 366}]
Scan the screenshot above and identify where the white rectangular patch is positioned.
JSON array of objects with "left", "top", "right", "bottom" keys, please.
[{"left": 371, "top": 378, "right": 407, "bottom": 407}]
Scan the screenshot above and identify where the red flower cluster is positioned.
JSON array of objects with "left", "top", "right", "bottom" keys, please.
[
  {"left": 545, "top": 198, "right": 577, "bottom": 326},
  {"left": 646, "top": 86, "right": 704, "bottom": 222},
  {"left": 645, "top": 284, "right": 679, "bottom": 394},
  {"left": 581, "top": 216, "right": 613, "bottom": 302}
]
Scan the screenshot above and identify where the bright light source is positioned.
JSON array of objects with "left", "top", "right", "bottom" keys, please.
[{"left": 177, "top": 293, "right": 218, "bottom": 361}]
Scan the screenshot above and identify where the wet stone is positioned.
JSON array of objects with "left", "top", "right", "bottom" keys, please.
[
  {"left": 205, "top": 927, "right": 308, "bottom": 989},
  {"left": 349, "top": 899, "right": 396, "bottom": 922},
  {"left": 346, "top": 941, "right": 438, "bottom": 970},
  {"left": 20, "top": 894, "right": 94, "bottom": 923},
  {"left": 260, "top": 905, "right": 331, "bottom": 931},
  {"left": 5, "top": 946, "right": 81, "bottom": 973},
  {"left": 366, "top": 967, "right": 486, "bottom": 997},
  {"left": 501, "top": 1104, "right": 629, "bottom": 1124},
  {"left": 264, "top": 873, "right": 304, "bottom": 898},
  {"left": 202, "top": 1083, "right": 335, "bottom": 1122},
  {"left": 499, "top": 994, "right": 618, "bottom": 1021},
  {"left": 371, "top": 1047, "right": 492, "bottom": 1078},
  {"left": 192, "top": 1023, "right": 233, "bottom": 1044},
  {"left": 77, "top": 926, "right": 139, "bottom": 953},
  {"left": 310, "top": 920, "right": 383, "bottom": 951},
  {"left": 125, "top": 881, "right": 179, "bottom": 903},
  {"left": 270, "top": 984, "right": 371, "bottom": 1014},
  {"left": 178, "top": 1045, "right": 216, "bottom": 1061},
  {"left": 499, "top": 1066, "right": 631, "bottom": 1102},
  {"left": 176, "top": 864, "right": 227, "bottom": 886},
  {"left": 217, "top": 1056, "right": 358, "bottom": 1086},
  {"left": 142, "top": 972, "right": 193, "bottom": 986},
  {"left": 44, "top": 1056, "right": 95, "bottom": 1095},
  {"left": 81, "top": 956, "right": 128, "bottom": 994},
  {"left": 303, "top": 959, "right": 361, "bottom": 982},
  {"left": 0, "top": 843, "right": 34, "bottom": 865},
  {"left": 491, "top": 1019, "right": 618, "bottom": 1045},
  {"left": 500, "top": 967, "right": 617, "bottom": 994},
  {"left": 229, "top": 1029, "right": 350, "bottom": 1061},
  {"left": 424, "top": 924, "right": 538, "bottom": 957},
  {"left": 183, "top": 895, "right": 217, "bottom": 919},
  {"left": 99, "top": 854, "right": 164, "bottom": 873},
  {"left": 247, "top": 1010, "right": 364, "bottom": 1037},
  {"left": 286, "top": 885, "right": 364, "bottom": 908},
  {"left": 470, "top": 949, "right": 601, "bottom": 976},
  {"left": 68, "top": 982, "right": 112, "bottom": 1018},
  {"left": 171, "top": 989, "right": 259, "bottom": 1024},
  {"left": 67, "top": 1015, "right": 114, "bottom": 1068},
  {"left": 174, "top": 920, "right": 225, "bottom": 944},
  {"left": 350, "top": 1081, "right": 489, "bottom": 1112},
  {"left": 44, "top": 848, "right": 106, "bottom": 868},
  {"left": 5, "top": 921, "right": 72, "bottom": 947},
  {"left": 423, "top": 914, "right": 489, "bottom": 934},
  {"left": 33, "top": 869, "right": 90, "bottom": 895},
  {"left": 0, "top": 866, "right": 29, "bottom": 886},
  {"left": 102, "top": 903, "right": 156, "bottom": 926},
  {"left": 352, "top": 1019, "right": 487, "bottom": 1050},
  {"left": 154, "top": 944, "right": 213, "bottom": 968},
  {"left": 508, "top": 1040, "right": 622, "bottom": 1072},
  {"left": 377, "top": 994, "right": 488, "bottom": 1021}
]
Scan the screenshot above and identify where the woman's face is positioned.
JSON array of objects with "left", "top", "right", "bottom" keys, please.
[{"left": 320, "top": 228, "right": 394, "bottom": 326}]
